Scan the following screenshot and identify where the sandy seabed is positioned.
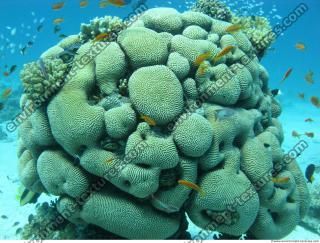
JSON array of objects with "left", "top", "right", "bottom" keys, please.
[{"left": 0, "top": 101, "right": 319, "bottom": 240}]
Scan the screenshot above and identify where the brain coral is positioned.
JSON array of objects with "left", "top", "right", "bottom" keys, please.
[{"left": 17, "top": 7, "right": 309, "bottom": 240}]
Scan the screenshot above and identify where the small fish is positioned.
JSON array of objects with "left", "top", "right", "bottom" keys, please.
[
  {"left": 213, "top": 45, "right": 235, "bottom": 63},
  {"left": 12, "top": 222, "right": 20, "bottom": 227},
  {"left": 305, "top": 118, "right": 314, "bottom": 123},
  {"left": 150, "top": 194, "right": 179, "bottom": 213},
  {"left": 3, "top": 72, "right": 9, "bottom": 77},
  {"left": 80, "top": 0, "right": 89, "bottom": 7},
  {"left": 198, "top": 63, "right": 209, "bottom": 76},
  {"left": 295, "top": 43, "right": 306, "bottom": 51},
  {"left": 281, "top": 68, "right": 293, "bottom": 83},
  {"left": 271, "top": 89, "right": 282, "bottom": 97},
  {"left": 37, "top": 24, "right": 44, "bottom": 32},
  {"left": 10, "top": 28, "right": 17, "bottom": 36},
  {"left": 9, "top": 65, "right": 17, "bottom": 74},
  {"left": 99, "top": 0, "right": 131, "bottom": 8},
  {"left": 28, "top": 214, "right": 34, "bottom": 223},
  {"left": 53, "top": 18, "right": 64, "bottom": 24},
  {"left": 292, "top": 130, "right": 301, "bottom": 138},
  {"left": 304, "top": 132, "right": 314, "bottom": 138},
  {"left": 106, "top": 157, "right": 114, "bottom": 163},
  {"left": 0, "top": 103, "right": 4, "bottom": 111},
  {"left": 2, "top": 88, "right": 12, "bottom": 99},
  {"left": 1, "top": 215, "right": 8, "bottom": 219},
  {"left": 305, "top": 164, "right": 315, "bottom": 183},
  {"left": 226, "top": 24, "right": 243, "bottom": 33},
  {"left": 20, "top": 188, "right": 41, "bottom": 206},
  {"left": 27, "top": 41, "right": 33, "bottom": 47},
  {"left": 194, "top": 51, "right": 212, "bottom": 66},
  {"left": 20, "top": 46, "right": 27, "bottom": 55},
  {"left": 93, "top": 33, "right": 109, "bottom": 42},
  {"left": 59, "top": 34, "right": 67, "bottom": 38},
  {"left": 99, "top": 0, "right": 110, "bottom": 8},
  {"left": 54, "top": 25, "right": 61, "bottom": 34},
  {"left": 298, "top": 93, "right": 305, "bottom": 100},
  {"left": 140, "top": 115, "right": 156, "bottom": 126},
  {"left": 311, "top": 96, "right": 320, "bottom": 108},
  {"left": 38, "top": 58, "right": 49, "bottom": 80},
  {"left": 216, "top": 108, "right": 236, "bottom": 121},
  {"left": 272, "top": 177, "right": 290, "bottom": 184},
  {"left": 15, "top": 228, "right": 23, "bottom": 235},
  {"left": 305, "top": 70, "right": 314, "bottom": 85},
  {"left": 178, "top": 180, "right": 205, "bottom": 197},
  {"left": 52, "top": 2, "right": 65, "bottom": 10}
]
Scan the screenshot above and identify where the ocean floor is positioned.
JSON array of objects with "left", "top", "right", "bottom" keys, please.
[{"left": 0, "top": 100, "right": 319, "bottom": 240}]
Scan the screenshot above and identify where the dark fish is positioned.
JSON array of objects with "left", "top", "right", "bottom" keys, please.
[
  {"left": 38, "top": 58, "right": 49, "bottom": 80},
  {"left": 20, "top": 46, "right": 27, "bottom": 55},
  {"left": 12, "top": 222, "right": 20, "bottom": 227},
  {"left": 271, "top": 89, "right": 282, "bottom": 97},
  {"left": 216, "top": 108, "right": 236, "bottom": 121},
  {"left": 15, "top": 228, "right": 23, "bottom": 235},
  {"left": 54, "top": 25, "right": 61, "bottom": 34},
  {"left": 1, "top": 215, "right": 8, "bottom": 219},
  {"left": 37, "top": 24, "right": 44, "bottom": 32},
  {"left": 27, "top": 41, "right": 33, "bottom": 47},
  {"left": 59, "top": 34, "right": 67, "bottom": 38},
  {"left": 305, "top": 164, "right": 315, "bottom": 183},
  {"left": 20, "top": 188, "right": 41, "bottom": 206},
  {"left": 9, "top": 65, "right": 17, "bottom": 74},
  {"left": 28, "top": 214, "right": 34, "bottom": 223},
  {"left": 0, "top": 103, "right": 4, "bottom": 111}
]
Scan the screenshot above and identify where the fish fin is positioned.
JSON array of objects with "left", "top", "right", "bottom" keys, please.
[
  {"left": 311, "top": 176, "right": 315, "bottom": 183},
  {"left": 20, "top": 187, "right": 41, "bottom": 206}
]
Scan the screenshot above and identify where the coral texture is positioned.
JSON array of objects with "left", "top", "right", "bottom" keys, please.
[
  {"left": 192, "top": 0, "right": 232, "bottom": 22},
  {"left": 17, "top": 8, "right": 309, "bottom": 240},
  {"left": 231, "top": 15, "right": 275, "bottom": 58}
]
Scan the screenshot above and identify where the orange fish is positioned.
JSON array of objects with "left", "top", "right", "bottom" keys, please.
[
  {"left": 178, "top": 180, "right": 205, "bottom": 197},
  {"left": 281, "top": 68, "right": 293, "bottom": 83},
  {"left": 3, "top": 72, "right": 9, "bottom": 77},
  {"left": 52, "top": 2, "right": 65, "bottom": 10},
  {"left": 305, "top": 70, "right": 314, "bottom": 85},
  {"left": 80, "top": 0, "right": 89, "bottom": 7},
  {"left": 198, "top": 63, "right": 209, "bottom": 76},
  {"left": 213, "top": 46, "right": 235, "bottom": 63},
  {"left": 2, "top": 88, "right": 12, "bottom": 99},
  {"left": 295, "top": 43, "right": 306, "bottom": 51},
  {"left": 53, "top": 18, "right": 64, "bottom": 24},
  {"left": 305, "top": 132, "right": 314, "bottom": 138},
  {"left": 226, "top": 24, "right": 242, "bottom": 33},
  {"left": 140, "top": 115, "right": 156, "bottom": 126},
  {"left": 99, "top": 0, "right": 130, "bottom": 8},
  {"left": 292, "top": 130, "right": 301, "bottom": 138},
  {"left": 194, "top": 51, "right": 212, "bottom": 66},
  {"left": 311, "top": 96, "right": 320, "bottom": 108},
  {"left": 298, "top": 93, "right": 305, "bottom": 99},
  {"left": 93, "top": 33, "right": 109, "bottom": 42},
  {"left": 106, "top": 157, "right": 114, "bottom": 163},
  {"left": 99, "top": 0, "right": 109, "bottom": 8},
  {"left": 305, "top": 118, "right": 314, "bottom": 123},
  {"left": 272, "top": 177, "right": 290, "bottom": 184}
]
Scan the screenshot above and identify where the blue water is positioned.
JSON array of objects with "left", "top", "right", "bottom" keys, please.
[{"left": 0, "top": 0, "right": 319, "bottom": 240}]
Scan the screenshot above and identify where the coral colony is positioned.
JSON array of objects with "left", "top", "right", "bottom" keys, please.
[{"left": 17, "top": 3, "right": 309, "bottom": 240}]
